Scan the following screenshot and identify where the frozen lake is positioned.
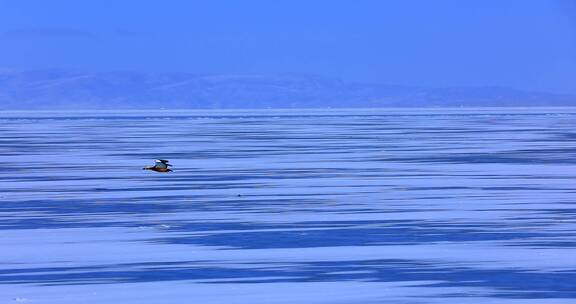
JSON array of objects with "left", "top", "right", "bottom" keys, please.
[{"left": 1, "top": 108, "right": 576, "bottom": 303}]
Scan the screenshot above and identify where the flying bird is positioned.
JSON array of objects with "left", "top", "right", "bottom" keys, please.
[{"left": 143, "top": 159, "right": 173, "bottom": 173}]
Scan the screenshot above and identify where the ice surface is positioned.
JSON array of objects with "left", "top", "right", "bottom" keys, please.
[{"left": 1, "top": 108, "right": 575, "bottom": 303}]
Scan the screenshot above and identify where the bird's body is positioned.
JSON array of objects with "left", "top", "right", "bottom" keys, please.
[{"left": 143, "top": 159, "right": 173, "bottom": 173}]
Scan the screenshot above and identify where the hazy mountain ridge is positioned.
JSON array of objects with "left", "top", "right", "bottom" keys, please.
[{"left": 0, "top": 69, "right": 574, "bottom": 109}]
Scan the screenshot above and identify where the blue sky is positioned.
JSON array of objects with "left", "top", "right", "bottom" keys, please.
[{"left": 0, "top": 0, "right": 574, "bottom": 93}]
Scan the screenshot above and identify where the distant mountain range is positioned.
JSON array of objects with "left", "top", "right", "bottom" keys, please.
[{"left": 0, "top": 69, "right": 574, "bottom": 109}]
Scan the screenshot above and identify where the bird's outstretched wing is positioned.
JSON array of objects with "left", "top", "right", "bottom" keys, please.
[
  {"left": 154, "top": 159, "right": 170, "bottom": 169},
  {"left": 157, "top": 159, "right": 173, "bottom": 167}
]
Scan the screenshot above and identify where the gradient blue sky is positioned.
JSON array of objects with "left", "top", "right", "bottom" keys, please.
[{"left": 0, "top": 0, "right": 574, "bottom": 93}]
